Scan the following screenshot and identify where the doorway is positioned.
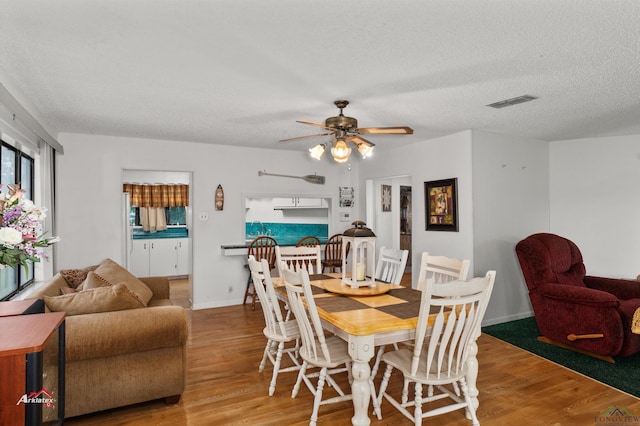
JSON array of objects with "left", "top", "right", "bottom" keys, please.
[{"left": 400, "top": 186, "right": 412, "bottom": 267}]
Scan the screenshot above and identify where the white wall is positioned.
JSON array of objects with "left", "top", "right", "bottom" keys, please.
[
  {"left": 55, "top": 133, "right": 359, "bottom": 309},
  {"left": 359, "top": 131, "right": 475, "bottom": 288},
  {"left": 550, "top": 134, "right": 640, "bottom": 278},
  {"left": 471, "top": 130, "right": 549, "bottom": 324}
]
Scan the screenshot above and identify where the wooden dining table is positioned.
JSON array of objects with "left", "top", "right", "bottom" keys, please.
[{"left": 275, "top": 272, "right": 482, "bottom": 426}]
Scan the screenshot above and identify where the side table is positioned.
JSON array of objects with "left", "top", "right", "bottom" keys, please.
[{"left": 0, "top": 300, "right": 66, "bottom": 426}]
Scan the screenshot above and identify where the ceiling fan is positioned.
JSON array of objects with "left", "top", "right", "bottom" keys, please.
[{"left": 280, "top": 100, "right": 413, "bottom": 163}]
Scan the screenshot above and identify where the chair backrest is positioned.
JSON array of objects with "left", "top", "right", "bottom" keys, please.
[
  {"left": 416, "top": 252, "right": 471, "bottom": 291},
  {"left": 374, "top": 246, "right": 409, "bottom": 285},
  {"left": 248, "top": 236, "right": 278, "bottom": 270},
  {"left": 515, "top": 233, "right": 586, "bottom": 291},
  {"left": 324, "top": 233, "right": 350, "bottom": 262},
  {"left": 412, "top": 270, "right": 496, "bottom": 380},
  {"left": 248, "top": 256, "right": 289, "bottom": 336},
  {"left": 276, "top": 245, "right": 322, "bottom": 276},
  {"left": 296, "top": 235, "right": 321, "bottom": 247},
  {"left": 283, "top": 268, "right": 332, "bottom": 363}
]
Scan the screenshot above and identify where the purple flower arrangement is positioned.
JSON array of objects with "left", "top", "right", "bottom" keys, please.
[{"left": 0, "top": 184, "right": 59, "bottom": 272}]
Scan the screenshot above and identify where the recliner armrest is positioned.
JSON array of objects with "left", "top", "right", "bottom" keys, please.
[
  {"left": 584, "top": 275, "right": 640, "bottom": 300},
  {"left": 536, "top": 283, "right": 619, "bottom": 308}
]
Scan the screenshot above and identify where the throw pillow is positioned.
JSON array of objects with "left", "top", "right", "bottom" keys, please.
[
  {"left": 60, "top": 287, "right": 78, "bottom": 295},
  {"left": 89, "top": 258, "right": 153, "bottom": 305},
  {"left": 82, "top": 271, "right": 111, "bottom": 290},
  {"left": 44, "top": 283, "right": 146, "bottom": 316},
  {"left": 59, "top": 264, "right": 99, "bottom": 288}
]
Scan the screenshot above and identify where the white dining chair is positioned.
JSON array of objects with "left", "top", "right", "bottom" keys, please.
[
  {"left": 282, "top": 268, "right": 359, "bottom": 426},
  {"left": 375, "top": 271, "right": 496, "bottom": 425},
  {"left": 374, "top": 246, "right": 409, "bottom": 284},
  {"left": 248, "top": 256, "right": 301, "bottom": 396},
  {"left": 416, "top": 251, "right": 470, "bottom": 290},
  {"left": 370, "top": 246, "right": 409, "bottom": 387},
  {"left": 275, "top": 245, "right": 322, "bottom": 277}
]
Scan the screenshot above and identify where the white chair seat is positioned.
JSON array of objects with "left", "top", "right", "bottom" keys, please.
[
  {"left": 300, "top": 335, "right": 351, "bottom": 368},
  {"left": 263, "top": 319, "right": 300, "bottom": 342}
]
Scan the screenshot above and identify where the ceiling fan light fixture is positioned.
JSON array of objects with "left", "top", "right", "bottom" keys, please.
[
  {"left": 357, "top": 143, "right": 374, "bottom": 159},
  {"left": 331, "top": 139, "right": 351, "bottom": 163},
  {"left": 309, "top": 143, "right": 325, "bottom": 160}
]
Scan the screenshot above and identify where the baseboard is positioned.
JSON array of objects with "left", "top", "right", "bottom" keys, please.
[{"left": 482, "top": 310, "right": 534, "bottom": 327}]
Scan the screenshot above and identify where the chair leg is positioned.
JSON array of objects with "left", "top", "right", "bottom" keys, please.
[
  {"left": 292, "top": 362, "right": 307, "bottom": 398},
  {"left": 310, "top": 367, "right": 327, "bottom": 426},
  {"left": 460, "top": 378, "right": 480, "bottom": 426},
  {"left": 243, "top": 272, "right": 253, "bottom": 306},
  {"left": 415, "top": 382, "right": 423, "bottom": 426},
  {"left": 376, "top": 364, "right": 393, "bottom": 419},
  {"left": 268, "top": 341, "right": 285, "bottom": 396},
  {"left": 259, "top": 339, "right": 271, "bottom": 373}
]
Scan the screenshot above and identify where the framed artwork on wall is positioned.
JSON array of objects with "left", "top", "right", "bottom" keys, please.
[
  {"left": 381, "top": 185, "right": 392, "bottom": 212},
  {"left": 425, "top": 178, "right": 458, "bottom": 232}
]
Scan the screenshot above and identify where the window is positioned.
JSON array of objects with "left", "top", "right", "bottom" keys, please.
[
  {"left": 1, "top": 141, "right": 35, "bottom": 300},
  {"left": 129, "top": 206, "right": 187, "bottom": 227}
]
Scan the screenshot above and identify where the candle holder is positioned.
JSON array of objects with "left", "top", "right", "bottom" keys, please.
[{"left": 342, "top": 221, "right": 376, "bottom": 288}]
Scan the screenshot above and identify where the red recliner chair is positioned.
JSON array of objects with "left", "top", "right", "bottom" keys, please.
[{"left": 515, "top": 232, "right": 640, "bottom": 362}]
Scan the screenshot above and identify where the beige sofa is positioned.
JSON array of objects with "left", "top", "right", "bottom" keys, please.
[{"left": 27, "top": 262, "right": 188, "bottom": 420}]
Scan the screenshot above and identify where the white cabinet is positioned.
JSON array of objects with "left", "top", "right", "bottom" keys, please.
[
  {"left": 130, "top": 240, "right": 151, "bottom": 277},
  {"left": 176, "top": 238, "right": 190, "bottom": 275},
  {"left": 130, "top": 238, "right": 190, "bottom": 277},
  {"left": 272, "top": 197, "right": 326, "bottom": 209}
]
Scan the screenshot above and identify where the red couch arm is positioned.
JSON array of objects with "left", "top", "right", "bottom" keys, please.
[
  {"left": 584, "top": 276, "right": 640, "bottom": 300},
  {"left": 537, "top": 283, "right": 619, "bottom": 308}
]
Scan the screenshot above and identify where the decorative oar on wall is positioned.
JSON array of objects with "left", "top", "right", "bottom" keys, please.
[{"left": 258, "top": 170, "right": 326, "bottom": 185}]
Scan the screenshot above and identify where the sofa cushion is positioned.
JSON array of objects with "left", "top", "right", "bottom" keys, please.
[
  {"left": 88, "top": 258, "right": 153, "bottom": 305},
  {"left": 43, "top": 283, "right": 146, "bottom": 316},
  {"left": 60, "top": 264, "right": 99, "bottom": 288},
  {"left": 60, "top": 287, "right": 78, "bottom": 295}
]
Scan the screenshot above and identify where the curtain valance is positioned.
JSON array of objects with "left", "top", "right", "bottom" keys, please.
[{"left": 122, "top": 183, "right": 189, "bottom": 207}]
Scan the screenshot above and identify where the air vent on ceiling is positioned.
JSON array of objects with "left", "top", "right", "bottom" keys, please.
[{"left": 486, "top": 95, "right": 538, "bottom": 109}]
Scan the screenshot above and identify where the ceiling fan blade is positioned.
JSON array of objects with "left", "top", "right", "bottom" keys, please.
[
  {"left": 348, "top": 135, "right": 376, "bottom": 147},
  {"left": 279, "top": 132, "right": 333, "bottom": 142},
  {"left": 357, "top": 126, "right": 414, "bottom": 135},
  {"left": 297, "top": 120, "right": 335, "bottom": 131}
]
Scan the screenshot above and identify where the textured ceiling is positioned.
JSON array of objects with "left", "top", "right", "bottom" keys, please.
[{"left": 0, "top": 0, "right": 639, "bottom": 153}]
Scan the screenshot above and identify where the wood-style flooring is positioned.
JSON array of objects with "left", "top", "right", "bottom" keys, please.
[{"left": 61, "top": 276, "right": 640, "bottom": 425}]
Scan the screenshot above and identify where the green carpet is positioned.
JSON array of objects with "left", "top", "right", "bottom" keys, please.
[{"left": 482, "top": 317, "right": 640, "bottom": 397}]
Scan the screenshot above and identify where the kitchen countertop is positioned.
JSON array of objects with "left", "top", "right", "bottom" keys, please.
[
  {"left": 133, "top": 227, "right": 189, "bottom": 239},
  {"left": 221, "top": 236, "right": 328, "bottom": 255}
]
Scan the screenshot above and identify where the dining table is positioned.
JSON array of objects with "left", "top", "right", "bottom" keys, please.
[{"left": 275, "top": 272, "right": 482, "bottom": 426}]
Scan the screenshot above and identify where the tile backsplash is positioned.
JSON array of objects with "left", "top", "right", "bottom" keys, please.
[{"left": 246, "top": 222, "right": 329, "bottom": 245}]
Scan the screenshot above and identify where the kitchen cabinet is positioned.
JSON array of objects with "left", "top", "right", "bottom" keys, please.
[
  {"left": 130, "top": 238, "right": 190, "bottom": 277},
  {"left": 272, "top": 197, "right": 327, "bottom": 209}
]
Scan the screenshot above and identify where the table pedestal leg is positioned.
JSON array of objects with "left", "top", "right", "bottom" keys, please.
[{"left": 348, "top": 334, "right": 374, "bottom": 426}]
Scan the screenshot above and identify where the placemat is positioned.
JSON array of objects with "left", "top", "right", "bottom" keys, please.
[{"left": 314, "top": 296, "right": 370, "bottom": 313}]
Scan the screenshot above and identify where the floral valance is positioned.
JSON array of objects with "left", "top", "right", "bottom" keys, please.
[{"left": 122, "top": 183, "right": 189, "bottom": 207}]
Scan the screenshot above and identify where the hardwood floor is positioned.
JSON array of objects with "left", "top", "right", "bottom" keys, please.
[{"left": 61, "top": 276, "right": 640, "bottom": 425}]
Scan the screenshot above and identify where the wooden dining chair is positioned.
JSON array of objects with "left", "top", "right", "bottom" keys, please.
[
  {"left": 375, "top": 271, "right": 496, "bottom": 424},
  {"left": 296, "top": 235, "right": 321, "bottom": 247},
  {"left": 321, "top": 234, "right": 350, "bottom": 273},
  {"left": 248, "top": 256, "right": 301, "bottom": 396},
  {"left": 276, "top": 245, "right": 322, "bottom": 277},
  {"left": 244, "top": 236, "right": 278, "bottom": 310},
  {"left": 283, "top": 268, "right": 362, "bottom": 425}
]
